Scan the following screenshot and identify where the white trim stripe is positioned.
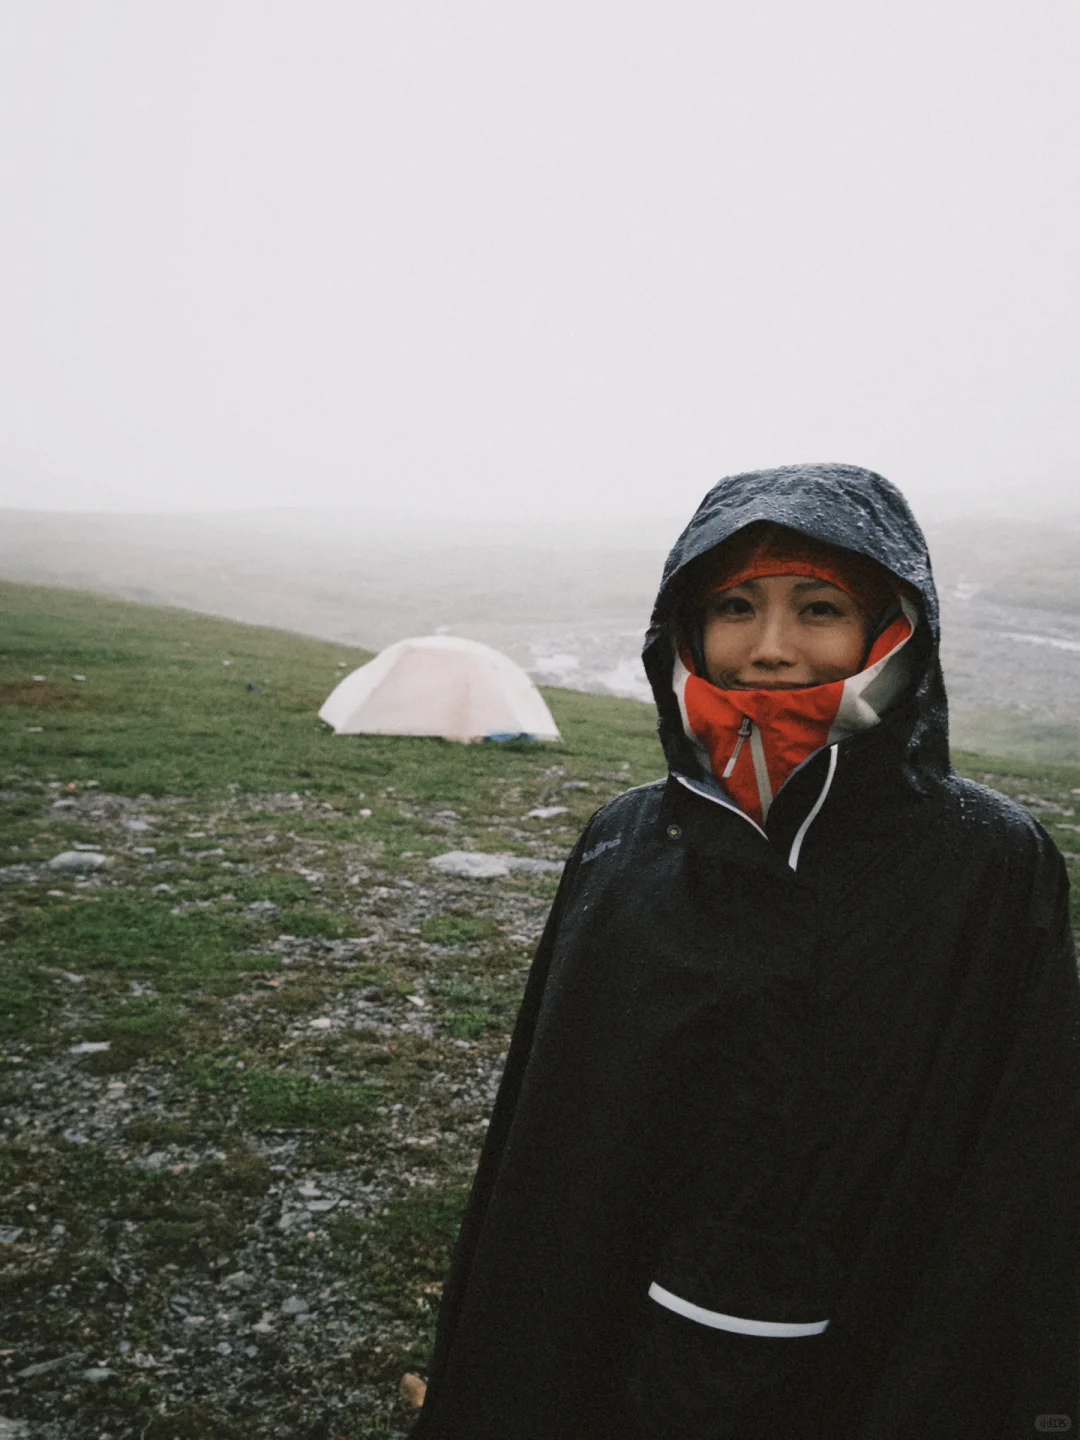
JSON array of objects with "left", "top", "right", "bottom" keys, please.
[
  {"left": 673, "top": 773, "right": 767, "bottom": 838},
  {"left": 648, "top": 1282, "right": 830, "bottom": 1337},
  {"left": 787, "top": 744, "right": 838, "bottom": 872}
]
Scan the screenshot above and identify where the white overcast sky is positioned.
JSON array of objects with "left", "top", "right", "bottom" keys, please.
[{"left": 1, "top": 1, "right": 1078, "bottom": 524}]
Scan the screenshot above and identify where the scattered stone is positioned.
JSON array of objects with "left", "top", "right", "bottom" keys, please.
[
  {"left": 358, "top": 986, "right": 384, "bottom": 1003},
  {"left": 279, "top": 1296, "right": 309, "bottom": 1317},
  {"left": 51, "top": 799, "right": 76, "bottom": 810},
  {"left": 277, "top": 1210, "right": 312, "bottom": 1232},
  {"left": 358, "top": 807, "right": 373, "bottom": 818},
  {"left": 182, "top": 1315, "right": 206, "bottom": 1328},
  {"left": 72, "top": 674, "right": 86, "bottom": 681},
  {"left": 68, "top": 1041, "right": 110, "bottom": 1055},
  {"left": 429, "top": 851, "right": 511, "bottom": 879},
  {"left": 563, "top": 780, "right": 591, "bottom": 790},
  {"left": 527, "top": 805, "right": 568, "bottom": 819},
  {"left": 214, "top": 1341, "right": 233, "bottom": 1356},
  {"left": 15, "top": 1352, "right": 81, "bottom": 1379},
  {"left": 80, "top": 1367, "right": 115, "bottom": 1384},
  {"left": 133, "top": 846, "right": 157, "bottom": 855},
  {"left": 25, "top": 726, "right": 43, "bottom": 732},
  {"left": 0, "top": 1417, "right": 33, "bottom": 1437},
  {"left": 72, "top": 842, "right": 100, "bottom": 851},
  {"left": 48, "top": 851, "right": 107, "bottom": 872},
  {"left": 405, "top": 994, "right": 426, "bottom": 1009},
  {"left": 0, "top": 1226, "right": 23, "bottom": 1245},
  {"left": 124, "top": 819, "right": 152, "bottom": 832},
  {"left": 309, "top": 1017, "right": 333, "bottom": 1030},
  {"left": 505, "top": 856, "right": 564, "bottom": 875},
  {"left": 222, "top": 1270, "right": 256, "bottom": 1292},
  {"left": 246, "top": 899, "right": 278, "bottom": 913}
]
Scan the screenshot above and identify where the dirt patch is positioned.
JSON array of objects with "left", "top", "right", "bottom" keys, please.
[{"left": 0, "top": 682, "right": 87, "bottom": 711}]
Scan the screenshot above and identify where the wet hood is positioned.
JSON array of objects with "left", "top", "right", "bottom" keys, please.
[{"left": 642, "top": 463, "right": 950, "bottom": 789}]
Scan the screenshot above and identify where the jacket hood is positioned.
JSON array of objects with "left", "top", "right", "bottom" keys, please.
[{"left": 643, "top": 463, "right": 950, "bottom": 792}]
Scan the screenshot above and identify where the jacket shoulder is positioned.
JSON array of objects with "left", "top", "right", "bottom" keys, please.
[
  {"left": 942, "top": 776, "right": 1070, "bottom": 926},
  {"left": 570, "top": 779, "right": 666, "bottom": 858}
]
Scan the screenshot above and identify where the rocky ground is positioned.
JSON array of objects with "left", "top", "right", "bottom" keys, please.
[{"left": 0, "top": 770, "right": 619, "bottom": 1439}]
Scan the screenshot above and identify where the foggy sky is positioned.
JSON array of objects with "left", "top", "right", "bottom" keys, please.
[{"left": 2, "top": 2, "right": 1078, "bottom": 524}]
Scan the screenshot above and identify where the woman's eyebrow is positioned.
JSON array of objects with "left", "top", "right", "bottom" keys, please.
[{"left": 792, "top": 578, "right": 843, "bottom": 593}]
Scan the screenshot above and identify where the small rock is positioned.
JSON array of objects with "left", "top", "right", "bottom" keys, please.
[
  {"left": 0, "top": 1417, "right": 33, "bottom": 1437},
  {"left": 51, "top": 799, "right": 77, "bottom": 810},
  {"left": 49, "top": 851, "right": 107, "bottom": 873},
  {"left": 69, "top": 1041, "right": 110, "bottom": 1055},
  {"left": 279, "top": 1295, "right": 309, "bottom": 1317},
  {"left": 0, "top": 1226, "right": 24, "bottom": 1244},
  {"left": 563, "top": 780, "right": 591, "bottom": 790},
  {"left": 73, "top": 674, "right": 86, "bottom": 681},
  {"left": 429, "top": 851, "right": 511, "bottom": 879},
  {"left": 309, "top": 1017, "right": 333, "bottom": 1030},
  {"left": 72, "top": 842, "right": 100, "bottom": 851},
  {"left": 277, "top": 1210, "right": 312, "bottom": 1232},
  {"left": 123, "top": 819, "right": 151, "bottom": 832},
  {"left": 182, "top": 1315, "right": 206, "bottom": 1327},
  {"left": 527, "top": 805, "right": 568, "bottom": 819},
  {"left": 246, "top": 900, "right": 277, "bottom": 913},
  {"left": 133, "top": 846, "right": 157, "bottom": 855},
  {"left": 15, "top": 1352, "right": 81, "bottom": 1379},
  {"left": 358, "top": 808, "right": 373, "bottom": 818},
  {"left": 358, "top": 986, "right": 384, "bottom": 1003},
  {"left": 25, "top": 726, "right": 43, "bottom": 733},
  {"left": 214, "top": 1341, "right": 233, "bottom": 1356},
  {"left": 80, "top": 1367, "right": 115, "bottom": 1384},
  {"left": 222, "top": 1270, "right": 256, "bottom": 1292},
  {"left": 405, "top": 994, "right": 426, "bottom": 1009}
]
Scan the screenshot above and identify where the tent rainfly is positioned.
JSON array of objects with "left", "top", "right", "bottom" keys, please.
[{"left": 318, "top": 635, "right": 561, "bottom": 743}]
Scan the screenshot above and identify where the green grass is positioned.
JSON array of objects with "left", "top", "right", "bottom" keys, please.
[{"left": 0, "top": 578, "right": 662, "bottom": 800}]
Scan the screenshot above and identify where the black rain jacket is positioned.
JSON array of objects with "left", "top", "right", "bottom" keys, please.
[{"left": 413, "top": 464, "right": 1080, "bottom": 1439}]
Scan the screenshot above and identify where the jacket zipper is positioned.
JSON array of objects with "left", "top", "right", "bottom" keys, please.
[{"left": 722, "top": 716, "right": 751, "bottom": 778}]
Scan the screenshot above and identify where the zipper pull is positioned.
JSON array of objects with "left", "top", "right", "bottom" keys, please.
[{"left": 723, "top": 716, "right": 752, "bottom": 779}]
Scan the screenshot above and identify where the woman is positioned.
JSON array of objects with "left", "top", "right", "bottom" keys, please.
[{"left": 413, "top": 463, "right": 1079, "bottom": 1439}]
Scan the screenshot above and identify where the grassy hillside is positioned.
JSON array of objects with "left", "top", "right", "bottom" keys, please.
[{"left": 1, "top": 581, "right": 1078, "bottom": 1439}]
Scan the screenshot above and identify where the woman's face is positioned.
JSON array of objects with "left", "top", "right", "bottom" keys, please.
[{"left": 702, "top": 574, "right": 871, "bottom": 690}]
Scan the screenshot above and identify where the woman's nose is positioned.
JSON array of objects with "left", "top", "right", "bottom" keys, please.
[{"left": 747, "top": 612, "right": 798, "bottom": 667}]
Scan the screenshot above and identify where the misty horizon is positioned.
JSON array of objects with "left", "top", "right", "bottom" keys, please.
[{"left": 2, "top": 4, "right": 1079, "bottom": 526}]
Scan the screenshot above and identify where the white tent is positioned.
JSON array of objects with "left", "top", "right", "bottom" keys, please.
[{"left": 318, "top": 635, "right": 561, "bottom": 743}]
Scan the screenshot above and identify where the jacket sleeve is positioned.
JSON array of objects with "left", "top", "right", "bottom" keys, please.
[
  {"left": 849, "top": 854, "right": 1080, "bottom": 1438},
  {"left": 410, "top": 824, "right": 593, "bottom": 1435}
]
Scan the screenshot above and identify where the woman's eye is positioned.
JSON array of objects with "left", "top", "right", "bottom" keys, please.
[
  {"left": 804, "top": 600, "right": 844, "bottom": 618},
  {"left": 711, "top": 596, "right": 754, "bottom": 617}
]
